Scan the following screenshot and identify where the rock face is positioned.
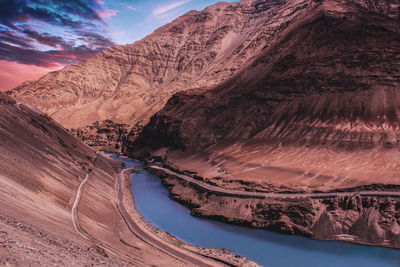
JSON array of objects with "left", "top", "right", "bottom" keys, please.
[
  {"left": 68, "top": 120, "right": 133, "bottom": 153},
  {"left": 7, "top": 0, "right": 305, "bottom": 130},
  {"left": 130, "top": 0, "right": 400, "bottom": 192},
  {"left": 0, "top": 92, "right": 16, "bottom": 105}
]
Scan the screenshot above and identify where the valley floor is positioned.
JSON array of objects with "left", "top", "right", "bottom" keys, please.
[{"left": 0, "top": 154, "right": 256, "bottom": 267}]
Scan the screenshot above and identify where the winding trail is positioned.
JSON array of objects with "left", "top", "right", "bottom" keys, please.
[
  {"left": 70, "top": 156, "right": 131, "bottom": 261},
  {"left": 71, "top": 172, "right": 93, "bottom": 241},
  {"left": 70, "top": 168, "right": 118, "bottom": 257},
  {"left": 71, "top": 158, "right": 399, "bottom": 266},
  {"left": 149, "top": 166, "right": 400, "bottom": 200},
  {"left": 115, "top": 167, "right": 218, "bottom": 267},
  {"left": 70, "top": 155, "right": 225, "bottom": 266}
]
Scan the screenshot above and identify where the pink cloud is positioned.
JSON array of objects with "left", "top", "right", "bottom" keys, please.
[
  {"left": 0, "top": 60, "right": 62, "bottom": 91},
  {"left": 94, "top": 0, "right": 105, "bottom": 5},
  {"left": 99, "top": 9, "right": 120, "bottom": 19},
  {"left": 127, "top": 5, "right": 137, "bottom": 11},
  {"left": 110, "top": 30, "right": 126, "bottom": 36}
]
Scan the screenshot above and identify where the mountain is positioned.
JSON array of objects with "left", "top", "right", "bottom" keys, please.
[
  {"left": 8, "top": 0, "right": 298, "bottom": 131},
  {"left": 128, "top": 0, "right": 400, "bottom": 248},
  {"left": 5, "top": 0, "right": 400, "bottom": 250},
  {"left": 0, "top": 92, "right": 181, "bottom": 266},
  {"left": 131, "top": 0, "right": 400, "bottom": 191}
]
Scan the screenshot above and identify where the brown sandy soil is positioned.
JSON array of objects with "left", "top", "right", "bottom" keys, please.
[
  {"left": 0, "top": 214, "right": 131, "bottom": 267},
  {"left": 0, "top": 92, "right": 228, "bottom": 266},
  {"left": 161, "top": 143, "right": 400, "bottom": 193}
]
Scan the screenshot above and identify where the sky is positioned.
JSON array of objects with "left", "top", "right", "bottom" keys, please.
[{"left": 0, "top": 0, "right": 239, "bottom": 91}]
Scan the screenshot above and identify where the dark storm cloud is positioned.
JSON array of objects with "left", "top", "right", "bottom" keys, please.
[
  {"left": 0, "top": 0, "right": 102, "bottom": 28},
  {"left": 0, "top": 30, "right": 32, "bottom": 48},
  {"left": 0, "top": 0, "right": 115, "bottom": 66},
  {"left": 0, "top": 41, "right": 56, "bottom": 67},
  {"left": 0, "top": 41, "right": 107, "bottom": 67},
  {"left": 75, "top": 30, "right": 115, "bottom": 48},
  {"left": 22, "top": 29, "right": 66, "bottom": 48}
]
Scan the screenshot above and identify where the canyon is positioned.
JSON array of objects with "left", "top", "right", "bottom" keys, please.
[
  {"left": 130, "top": 0, "right": 400, "bottom": 192},
  {"left": 0, "top": 92, "right": 242, "bottom": 266},
  {"left": 128, "top": 0, "right": 400, "bottom": 249},
  {"left": 3, "top": 0, "right": 400, "bottom": 264}
]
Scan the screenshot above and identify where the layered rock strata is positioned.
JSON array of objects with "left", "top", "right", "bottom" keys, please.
[
  {"left": 130, "top": 0, "right": 400, "bottom": 193},
  {"left": 7, "top": 0, "right": 312, "bottom": 130}
]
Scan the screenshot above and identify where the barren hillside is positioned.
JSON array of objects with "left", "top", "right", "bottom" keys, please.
[
  {"left": 126, "top": 0, "right": 400, "bottom": 248},
  {"left": 0, "top": 92, "right": 185, "bottom": 266},
  {"left": 130, "top": 0, "right": 400, "bottom": 192}
]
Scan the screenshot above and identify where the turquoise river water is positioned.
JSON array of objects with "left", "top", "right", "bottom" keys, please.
[{"left": 111, "top": 154, "right": 400, "bottom": 267}]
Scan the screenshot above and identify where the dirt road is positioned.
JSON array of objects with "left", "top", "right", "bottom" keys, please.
[
  {"left": 115, "top": 167, "right": 219, "bottom": 267},
  {"left": 150, "top": 166, "right": 400, "bottom": 200}
]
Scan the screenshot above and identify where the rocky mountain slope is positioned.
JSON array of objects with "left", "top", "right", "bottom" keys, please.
[
  {"left": 130, "top": 0, "right": 400, "bottom": 193},
  {"left": 5, "top": 0, "right": 400, "bottom": 252},
  {"left": 0, "top": 92, "right": 186, "bottom": 266},
  {"left": 68, "top": 120, "right": 133, "bottom": 153},
  {"left": 7, "top": 0, "right": 305, "bottom": 131},
  {"left": 128, "top": 0, "right": 400, "bottom": 249}
]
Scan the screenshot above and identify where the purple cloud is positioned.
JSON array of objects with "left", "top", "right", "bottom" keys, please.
[{"left": 0, "top": 0, "right": 115, "bottom": 67}]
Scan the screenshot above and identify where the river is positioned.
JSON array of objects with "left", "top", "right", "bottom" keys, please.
[{"left": 111, "top": 154, "right": 400, "bottom": 267}]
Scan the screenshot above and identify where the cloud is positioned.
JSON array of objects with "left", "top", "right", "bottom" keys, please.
[
  {"left": 0, "top": 41, "right": 106, "bottom": 68},
  {"left": 119, "top": 3, "right": 136, "bottom": 11},
  {"left": 99, "top": 9, "right": 120, "bottom": 19},
  {"left": 75, "top": 31, "right": 115, "bottom": 49},
  {"left": 110, "top": 30, "right": 126, "bottom": 36},
  {"left": 0, "top": 41, "right": 57, "bottom": 67},
  {"left": 0, "top": 30, "right": 32, "bottom": 48},
  {"left": 0, "top": 0, "right": 115, "bottom": 70},
  {"left": 22, "top": 29, "right": 66, "bottom": 48},
  {"left": 0, "top": 0, "right": 103, "bottom": 29},
  {"left": 152, "top": 0, "right": 190, "bottom": 17}
]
